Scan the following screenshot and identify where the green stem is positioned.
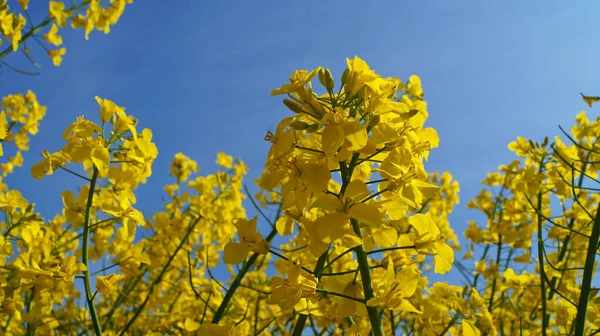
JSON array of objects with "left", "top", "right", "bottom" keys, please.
[
  {"left": 90, "top": 263, "right": 119, "bottom": 276},
  {"left": 365, "top": 245, "right": 415, "bottom": 255},
  {"left": 118, "top": 217, "right": 200, "bottom": 336},
  {"left": 438, "top": 314, "right": 460, "bottom": 336},
  {"left": 212, "top": 227, "right": 277, "bottom": 323},
  {"left": 534, "top": 168, "right": 548, "bottom": 336},
  {"left": 269, "top": 249, "right": 314, "bottom": 274},
  {"left": 315, "top": 289, "right": 365, "bottom": 303},
  {"left": 351, "top": 218, "right": 384, "bottom": 336},
  {"left": 318, "top": 247, "right": 355, "bottom": 276},
  {"left": 487, "top": 235, "right": 503, "bottom": 313},
  {"left": 101, "top": 269, "right": 146, "bottom": 329},
  {"left": 574, "top": 205, "right": 600, "bottom": 336},
  {"left": 82, "top": 167, "right": 102, "bottom": 336},
  {"left": 291, "top": 251, "right": 329, "bottom": 336},
  {"left": 548, "top": 158, "right": 589, "bottom": 300}
]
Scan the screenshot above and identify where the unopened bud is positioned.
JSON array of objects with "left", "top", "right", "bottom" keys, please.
[
  {"left": 283, "top": 99, "right": 305, "bottom": 114},
  {"left": 318, "top": 68, "right": 335, "bottom": 91},
  {"left": 369, "top": 114, "right": 380, "bottom": 128},
  {"left": 290, "top": 120, "right": 310, "bottom": 130},
  {"left": 341, "top": 68, "right": 349, "bottom": 85},
  {"left": 542, "top": 136, "right": 549, "bottom": 147}
]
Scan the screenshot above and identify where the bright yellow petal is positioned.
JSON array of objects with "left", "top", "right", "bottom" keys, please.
[
  {"left": 395, "top": 266, "right": 420, "bottom": 298},
  {"left": 311, "top": 194, "right": 342, "bottom": 211},
  {"left": 349, "top": 202, "right": 382, "bottom": 227},
  {"left": 322, "top": 125, "right": 345, "bottom": 157},
  {"left": 316, "top": 212, "right": 348, "bottom": 241},
  {"left": 342, "top": 119, "right": 368, "bottom": 152},
  {"left": 434, "top": 242, "right": 454, "bottom": 274},
  {"left": 462, "top": 320, "right": 480, "bottom": 336},
  {"left": 223, "top": 242, "right": 250, "bottom": 264},
  {"left": 275, "top": 216, "right": 294, "bottom": 236},
  {"left": 0, "top": 112, "right": 7, "bottom": 139},
  {"left": 302, "top": 163, "right": 331, "bottom": 194},
  {"left": 396, "top": 299, "right": 421, "bottom": 314},
  {"left": 371, "top": 225, "right": 397, "bottom": 248}
]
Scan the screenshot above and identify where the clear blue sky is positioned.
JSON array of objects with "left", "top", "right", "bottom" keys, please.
[{"left": 3, "top": 1, "right": 600, "bottom": 281}]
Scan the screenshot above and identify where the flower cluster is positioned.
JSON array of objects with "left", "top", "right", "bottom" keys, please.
[
  {"left": 2, "top": 2, "right": 599, "bottom": 334},
  {"left": 1, "top": 0, "right": 132, "bottom": 67}
]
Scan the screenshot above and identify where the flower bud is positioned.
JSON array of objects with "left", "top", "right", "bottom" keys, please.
[
  {"left": 318, "top": 68, "right": 335, "bottom": 91},
  {"left": 341, "top": 68, "right": 349, "bottom": 85},
  {"left": 290, "top": 120, "right": 310, "bottom": 130},
  {"left": 283, "top": 99, "right": 304, "bottom": 114}
]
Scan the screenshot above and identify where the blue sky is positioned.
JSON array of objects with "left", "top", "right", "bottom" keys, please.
[{"left": 3, "top": 0, "right": 600, "bottom": 284}]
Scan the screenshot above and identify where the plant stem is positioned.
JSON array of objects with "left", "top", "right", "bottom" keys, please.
[
  {"left": 82, "top": 167, "right": 102, "bottom": 336},
  {"left": 118, "top": 216, "right": 200, "bottom": 335},
  {"left": 291, "top": 251, "right": 329, "bottom": 336},
  {"left": 534, "top": 169, "right": 548, "bottom": 336},
  {"left": 101, "top": 269, "right": 146, "bottom": 330},
  {"left": 351, "top": 217, "right": 384, "bottom": 336},
  {"left": 212, "top": 227, "right": 278, "bottom": 323},
  {"left": 574, "top": 205, "right": 600, "bottom": 336}
]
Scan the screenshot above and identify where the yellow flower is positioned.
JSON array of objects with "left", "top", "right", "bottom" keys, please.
[
  {"left": 0, "top": 189, "right": 28, "bottom": 211},
  {"left": 462, "top": 320, "right": 481, "bottom": 336},
  {"left": 31, "top": 150, "right": 69, "bottom": 180},
  {"left": 0, "top": 111, "right": 7, "bottom": 155},
  {"left": 56, "top": 256, "right": 87, "bottom": 281},
  {"left": 96, "top": 274, "right": 124, "bottom": 295},
  {"left": 170, "top": 153, "right": 199, "bottom": 183},
  {"left": 271, "top": 68, "right": 319, "bottom": 96},
  {"left": 367, "top": 260, "right": 421, "bottom": 313},
  {"left": 49, "top": 1, "right": 69, "bottom": 28},
  {"left": 196, "top": 323, "right": 238, "bottom": 336},
  {"left": 269, "top": 263, "right": 318, "bottom": 310},
  {"left": 223, "top": 216, "right": 269, "bottom": 264},
  {"left": 48, "top": 47, "right": 66, "bottom": 66},
  {"left": 18, "top": 0, "right": 28, "bottom": 10},
  {"left": 94, "top": 95, "right": 125, "bottom": 123},
  {"left": 43, "top": 23, "right": 63, "bottom": 46},
  {"left": 311, "top": 179, "right": 381, "bottom": 243},
  {"left": 177, "top": 318, "right": 200, "bottom": 332},
  {"left": 408, "top": 212, "right": 454, "bottom": 274},
  {"left": 344, "top": 56, "right": 379, "bottom": 96},
  {"left": 0, "top": 151, "right": 23, "bottom": 176},
  {"left": 216, "top": 152, "right": 233, "bottom": 169}
]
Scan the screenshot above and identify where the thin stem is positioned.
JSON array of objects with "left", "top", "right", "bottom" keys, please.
[
  {"left": 212, "top": 227, "right": 278, "bottom": 323},
  {"left": 351, "top": 218, "right": 384, "bottom": 336},
  {"left": 574, "top": 205, "right": 600, "bottom": 336},
  {"left": 291, "top": 250, "right": 329, "bottom": 336},
  {"left": 316, "top": 289, "right": 365, "bottom": 303},
  {"left": 90, "top": 263, "right": 119, "bottom": 277},
  {"left": 487, "top": 235, "right": 503, "bottom": 313},
  {"left": 533, "top": 161, "right": 548, "bottom": 336},
  {"left": 244, "top": 185, "right": 275, "bottom": 227},
  {"left": 269, "top": 249, "right": 314, "bottom": 274},
  {"left": 360, "top": 188, "right": 388, "bottom": 203},
  {"left": 437, "top": 314, "right": 460, "bottom": 336},
  {"left": 59, "top": 166, "right": 92, "bottom": 182},
  {"left": 295, "top": 145, "right": 325, "bottom": 155},
  {"left": 366, "top": 245, "right": 415, "bottom": 255},
  {"left": 101, "top": 269, "right": 146, "bottom": 329},
  {"left": 271, "top": 245, "right": 308, "bottom": 253},
  {"left": 318, "top": 247, "right": 355, "bottom": 276},
  {"left": 82, "top": 167, "right": 102, "bottom": 336},
  {"left": 118, "top": 216, "right": 200, "bottom": 335}
]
